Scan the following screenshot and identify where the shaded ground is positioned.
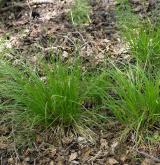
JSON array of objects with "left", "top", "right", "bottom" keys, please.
[{"left": 0, "top": 0, "right": 160, "bottom": 164}]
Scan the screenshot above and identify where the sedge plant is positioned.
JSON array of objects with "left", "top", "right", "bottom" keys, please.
[
  {"left": 125, "top": 26, "right": 160, "bottom": 68},
  {"left": 0, "top": 60, "right": 99, "bottom": 139},
  {"left": 105, "top": 64, "right": 160, "bottom": 140},
  {"left": 116, "top": 0, "right": 160, "bottom": 69},
  {"left": 83, "top": 71, "right": 109, "bottom": 106}
]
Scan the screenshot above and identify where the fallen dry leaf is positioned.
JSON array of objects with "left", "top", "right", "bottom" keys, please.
[
  {"left": 81, "top": 147, "right": 92, "bottom": 162},
  {"left": 69, "top": 152, "right": 78, "bottom": 162},
  {"left": 100, "top": 138, "right": 109, "bottom": 150},
  {"left": 111, "top": 141, "right": 119, "bottom": 154},
  {"left": 107, "top": 157, "right": 119, "bottom": 165}
]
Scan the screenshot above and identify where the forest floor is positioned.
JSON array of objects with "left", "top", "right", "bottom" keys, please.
[{"left": 0, "top": 0, "right": 160, "bottom": 164}]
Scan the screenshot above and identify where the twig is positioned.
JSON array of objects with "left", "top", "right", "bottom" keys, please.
[
  {"left": 11, "top": 125, "right": 20, "bottom": 162},
  {"left": 0, "top": 0, "right": 55, "bottom": 12},
  {"left": 1, "top": 157, "right": 2, "bottom": 165},
  {"left": 88, "top": 151, "right": 102, "bottom": 162},
  {"left": 136, "top": 150, "right": 160, "bottom": 163},
  {"left": 27, "top": 0, "right": 33, "bottom": 25}
]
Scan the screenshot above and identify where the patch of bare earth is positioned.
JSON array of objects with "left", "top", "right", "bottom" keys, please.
[{"left": 0, "top": 0, "right": 160, "bottom": 165}]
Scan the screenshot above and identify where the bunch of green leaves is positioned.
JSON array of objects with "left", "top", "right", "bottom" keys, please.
[
  {"left": 116, "top": 0, "right": 160, "bottom": 68},
  {"left": 105, "top": 65, "right": 160, "bottom": 137},
  {"left": 83, "top": 71, "right": 109, "bottom": 106},
  {"left": 116, "top": 0, "right": 141, "bottom": 32},
  {"left": 0, "top": 60, "right": 99, "bottom": 136},
  {"left": 126, "top": 27, "right": 160, "bottom": 68}
]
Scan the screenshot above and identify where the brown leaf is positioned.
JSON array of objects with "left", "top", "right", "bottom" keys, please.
[
  {"left": 81, "top": 147, "right": 92, "bottom": 162},
  {"left": 111, "top": 141, "right": 119, "bottom": 154},
  {"left": 69, "top": 152, "right": 78, "bottom": 162},
  {"left": 100, "top": 138, "right": 109, "bottom": 150},
  {"left": 107, "top": 158, "right": 119, "bottom": 165}
]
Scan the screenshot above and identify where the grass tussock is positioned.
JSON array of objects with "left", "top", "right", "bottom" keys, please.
[
  {"left": 116, "top": 0, "right": 160, "bottom": 68},
  {"left": 126, "top": 27, "right": 160, "bottom": 67},
  {"left": 1, "top": 0, "right": 160, "bottom": 144},
  {"left": 115, "top": 0, "right": 160, "bottom": 142},
  {"left": 0, "top": 60, "right": 101, "bottom": 139},
  {"left": 0, "top": 59, "right": 160, "bottom": 143},
  {"left": 105, "top": 65, "right": 160, "bottom": 137}
]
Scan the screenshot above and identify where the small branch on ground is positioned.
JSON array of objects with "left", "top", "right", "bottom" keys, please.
[{"left": 136, "top": 150, "right": 160, "bottom": 163}]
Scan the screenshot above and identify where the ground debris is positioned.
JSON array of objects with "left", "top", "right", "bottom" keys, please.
[{"left": 0, "top": 0, "right": 159, "bottom": 164}]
